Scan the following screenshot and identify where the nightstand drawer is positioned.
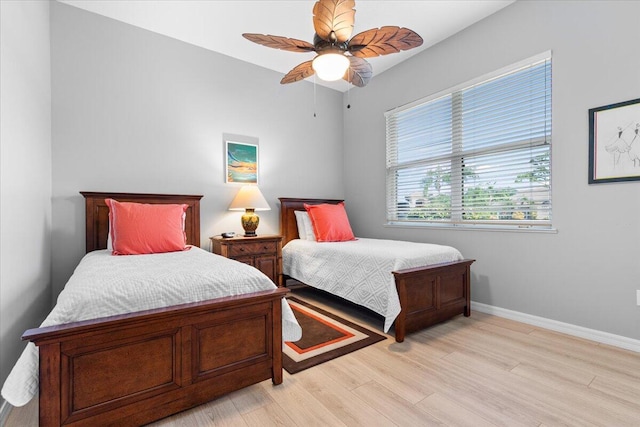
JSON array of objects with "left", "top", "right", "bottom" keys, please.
[
  {"left": 228, "top": 241, "right": 277, "bottom": 257},
  {"left": 210, "top": 235, "right": 283, "bottom": 286}
]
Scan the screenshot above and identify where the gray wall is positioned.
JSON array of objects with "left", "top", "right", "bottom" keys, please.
[
  {"left": 343, "top": 0, "right": 640, "bottom": 340},
  {"left": 50, "top": 2, "right": 344, "bottom": 297},
  {"left": 0, "top": 1, "right": 53, "bottom": 387}
]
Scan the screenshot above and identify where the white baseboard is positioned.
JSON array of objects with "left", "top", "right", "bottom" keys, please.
[
  {"left": 471, "top": 301, "right": 640, "bottom": 353},
  {"left": 0, "top": 398, "right": 12, "bottom": 427}
]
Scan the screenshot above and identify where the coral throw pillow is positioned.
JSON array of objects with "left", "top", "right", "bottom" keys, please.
[
  {"left": 304, "top": 202, "right": 355, "bottom": 242},
  {"left": 106, "top": 199, "right": 188, "bottom": 255}
]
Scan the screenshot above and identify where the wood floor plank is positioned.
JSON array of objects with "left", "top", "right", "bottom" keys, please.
[
  {"left": 415, "top": 322, "right": 521, "bottom": 371},
  {"left": 426, "top": 320, "right": 598, "bottom": 386},
  {"left": 148, "top": 395, "right": 247, "bottom": 427},
  {"left": 477, "top": 322, "right": 640, "bottom": 382},
  {"left": 322, "top": 346, "right": 379, "bottom": 390},
  {"left": 387, "top": 338, "right": 543, "bottom": 426},
  {"left": 260, "top": 373, "right": 347, "bottom": 427},
  {"left": 589, "top": 374, "right": 640, "bottom": 408},
  {"left": 446, "top": 350, "right": 640, "bottom": 426},
  {"left": 512, "top": 363, "right": 640, "bottom": 425},
  {"left": 446, "top": 322, "right": 614, "bottom": 384},
  {"left": 241, "top": 402, "right": 298, "bottom": 427},
  {"left": 227, "top": 381, "right": 275, "bottom": 416},
  {"left": 469, "top": 311, "right": 537, "bottom": 334},
  {"left": 353, "top": 344, "right": 439, "bottom": 404},
  {"left": 298, "top": 365, "right": 398, "bottom": 426},
  {"left": 442, "top": 351, "right": 596, "bottom": 426},
  {"left": 351, "top": 380, "right": 444, "bottom": 426},
  {"left": 529, "top": 328, "right": 640, "bottom": 371},
  {"left": 199, "top": 396, "right": 249, "bottom": 427},
  {"left": 510, "top": 360, "right": 595, "bottom": 387},
  {"left": 402, "top": 352, "right": 550, "bottom": 426},
  {"left": 438, "top": 322, "right": 537, "bottom": 364},
  {"left": 415, "top": 392, "right": 499, "bottom": 427},
  {"left": 432, "top": 387, "right": 538, "bottom": 427}
]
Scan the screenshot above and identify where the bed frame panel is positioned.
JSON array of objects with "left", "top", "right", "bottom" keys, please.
[
  {"left": 23, "top": 192, "right": 289, "bottom": 427},
  {"left": 279, "top": 197, "right": 474, "bottom": 343}
]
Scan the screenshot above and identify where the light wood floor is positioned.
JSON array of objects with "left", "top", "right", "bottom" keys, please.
[{"left": 6, "top": 286, "right": 640, "bottom": 426}]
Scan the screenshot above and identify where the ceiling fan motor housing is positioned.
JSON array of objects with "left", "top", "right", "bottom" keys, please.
[{"left": 313, "top": 34, "right": 348, "bottom": 54}]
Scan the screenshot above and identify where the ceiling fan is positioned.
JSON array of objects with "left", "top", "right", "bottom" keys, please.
[{"left": 242, "top": 0, "right": 423, "bottom": 87}]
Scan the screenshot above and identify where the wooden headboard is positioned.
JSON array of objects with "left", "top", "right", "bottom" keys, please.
[
  {"left": 81, "top": 192, "right": 203, "bottom": 253},
  {"left": 278, "top": 197, "right": 343, "bottom": 247}
]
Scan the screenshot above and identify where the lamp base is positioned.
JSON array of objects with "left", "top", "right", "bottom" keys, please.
[{"left": 241, "top": 208, "right": 260, "bottom": 237}]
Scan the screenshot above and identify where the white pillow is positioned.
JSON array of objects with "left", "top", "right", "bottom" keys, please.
[
  {"left": 294, "top": 210, "right": 307, "bottom": 239},
  {"left": 294, "top": 210, "right": 316, "bottom": 241}
]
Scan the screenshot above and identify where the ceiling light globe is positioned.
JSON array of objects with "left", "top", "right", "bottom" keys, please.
[{"left": 312, "top": 53, "right": 350, "bottom": 81}]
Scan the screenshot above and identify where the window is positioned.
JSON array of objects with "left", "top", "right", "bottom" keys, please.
[{"left": 385, "top": 53, "right": 552, "bottom": 229}]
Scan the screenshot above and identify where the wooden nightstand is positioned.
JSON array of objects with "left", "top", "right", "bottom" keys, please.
[{"left": 210, "top": 235, "right": 283, "bottom": 286}]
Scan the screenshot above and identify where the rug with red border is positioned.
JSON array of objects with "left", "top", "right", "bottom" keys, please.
[{"left": 283, "top": 297, "right": 387, "bottom": 374}]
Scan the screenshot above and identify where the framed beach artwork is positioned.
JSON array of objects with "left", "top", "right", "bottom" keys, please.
[
  {"left": 589, "top": 97, "right": 640, "bottom": 184},
  {"left": 226, "top": 140, "right": 258, "bottom": 184}
]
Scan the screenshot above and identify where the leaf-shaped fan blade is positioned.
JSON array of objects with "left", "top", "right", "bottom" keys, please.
[
  {"left": 312, "top": 0, "right": 355, "bottom": 43},
  {"left": 347, "top": 26, "right": 423, "bottom": 58},
  {"left": 281, "top": 61, "right": 315, "bottom": 84},
  {"left": 242, "top": 34, "right": 315, "bottom": 53},
  {"left": 343, "top": 56, "right": 372, "bottom": 87}
]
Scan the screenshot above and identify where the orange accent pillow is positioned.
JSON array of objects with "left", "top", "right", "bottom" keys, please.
[
  {"left": 105, "top": 199, "right": 189, "bottom": 255},
  {"left": 304, "top": 202, "right": 355, "bottom": 242}
]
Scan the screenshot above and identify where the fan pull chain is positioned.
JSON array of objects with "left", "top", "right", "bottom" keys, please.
[
  {"left": 347, "top": 80, "right": 351, "bottom": 109},
  {"left": 313, "top": 75, "right": 317, "bottom": 118}
]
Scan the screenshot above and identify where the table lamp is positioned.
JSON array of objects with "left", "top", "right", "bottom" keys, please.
[{"left": 228, "top": 186, "right": 271, "bottom": 237}]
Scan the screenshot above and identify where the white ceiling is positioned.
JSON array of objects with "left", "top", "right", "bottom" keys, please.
[{"left": 59, "top": 0, "right": 515, "bottom": 91}]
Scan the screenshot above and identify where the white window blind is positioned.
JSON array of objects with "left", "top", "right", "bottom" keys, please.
[{"left": 386, "top": 53, "right": 552, "bottom": 229}]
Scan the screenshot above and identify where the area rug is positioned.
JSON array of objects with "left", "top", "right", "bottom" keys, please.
[{"left": 283, "top": 297, "right": 387, "bottom": 374}]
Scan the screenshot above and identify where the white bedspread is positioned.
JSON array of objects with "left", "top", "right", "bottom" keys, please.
[
  {"left": 2, "top": 246, "right": 301, "bottom": 407},
  {"left": 283, "top": 238, "right": 463, "bottom": 333}
]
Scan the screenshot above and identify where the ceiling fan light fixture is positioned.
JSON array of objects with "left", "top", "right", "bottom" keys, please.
[{"left": 312, "top": 52, "right": 350, "bottom": 81}]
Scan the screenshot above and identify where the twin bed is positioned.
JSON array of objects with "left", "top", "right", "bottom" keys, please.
[
  {"left": 279, "top": 198, "right": 475, "bottom": 343},
  {"left": 4, "top": 192, "right": 473, "bottom": 426},
  {"left": 4, "top": 192, "right": 301, "bottom": 427}
]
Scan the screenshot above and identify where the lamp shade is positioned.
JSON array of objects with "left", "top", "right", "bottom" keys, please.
[
  {"left": 228, "top": 186, "right": 270, "bottom": 211},
  {"left": 312, "top": 53, "right": 350, "bottom": 81}
]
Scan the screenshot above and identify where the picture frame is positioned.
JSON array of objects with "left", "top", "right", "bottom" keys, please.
[
  {"left": 589, "top": 97, "right": 640, "bottom": 184},
  {"left": 225, "top": 140, "right": 258, "bottom": 184}
]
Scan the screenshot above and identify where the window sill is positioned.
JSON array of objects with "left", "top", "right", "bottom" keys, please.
[{"left": 384, "top": 221, "right": 558, "bottom": 234}]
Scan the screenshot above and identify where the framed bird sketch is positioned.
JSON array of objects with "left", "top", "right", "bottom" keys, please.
[{"left": 589, "top": 97, "right": 640, "bottom": 184}]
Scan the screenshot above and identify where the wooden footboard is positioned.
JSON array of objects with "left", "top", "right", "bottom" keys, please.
[
  {"left": 24, "top": 288, "right": 288, "bottom": 427},
  {"left": 393, "top": 259, "right": 474, "bottom": 342}
]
